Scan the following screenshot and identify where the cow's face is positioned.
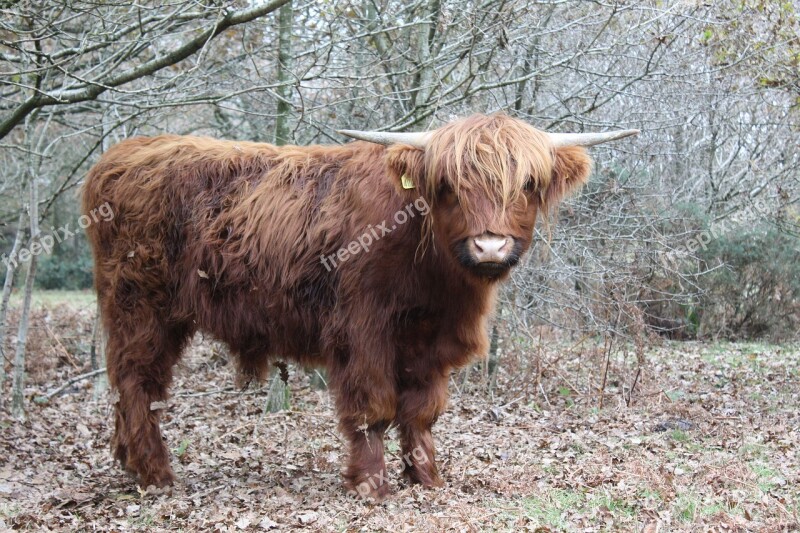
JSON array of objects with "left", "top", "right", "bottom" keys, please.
[{"left": 386, "top": 115, "right": 592, "bottom": 280}]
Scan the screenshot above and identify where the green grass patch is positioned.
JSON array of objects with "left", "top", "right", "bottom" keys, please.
[
  {"left": 569, "top": 442, "right": 586, "bottom": 455},
  {"left": 589, "top": 493, "right": 636, "bottom": 516},
  {"left": 515, "top": 489, "right": 642, "bottom": 529},
  {"left": 129, "top": 508, "right": 157, "bottom": 528},
  {"left": 8, "top": 289, "right": 96, "bottom": 309},
  {"left": 174, "top": 439, "right": 191, "bottom": 458},
  {"left": 750, "top": 462, "right": 781, "bottom": 493},
  {"left": 526, "top": 402, "right": 542, "bottom": 412},
  {"left": 0, "top": 504, "right": 21, "bottom": 520},
  {"left": 670, "top": 429, "right": 690, "bottom": 443},
  {"left": 675, "top": 493, "right": 700, "bottom": 522},
  {"left": 666, "top": 389, "right": 685, "bottom": 401},
  {"left": 700, "top": 502, "right": 728, "bottom": 516},
  {"left": 521, "top": 489, "right": 585, "bottom": 529},
  {"left": 637, "top": 487, "right": 663, "bottom": 503},
  {"left": 738, "top": 442, "right": 768, "bottom": 460}
]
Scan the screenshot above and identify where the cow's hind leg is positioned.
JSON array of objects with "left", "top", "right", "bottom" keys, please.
[
  {"left": 105, "top": 309, "right": 192, "bottom": 488},
  {"left": 396, "top": 371, "right": 449, "bottom": 488},
  {"left": 228, "top": 336, "right": 271, "bottom": 389}
]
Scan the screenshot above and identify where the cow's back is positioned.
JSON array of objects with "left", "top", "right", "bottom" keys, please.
[{"left": 82, "top": 135, "right": 399, "bottom": 361}]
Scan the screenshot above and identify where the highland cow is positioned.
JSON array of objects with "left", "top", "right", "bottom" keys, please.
[{"left": 82, "top": 114, "right": 637, "bottom": 500}]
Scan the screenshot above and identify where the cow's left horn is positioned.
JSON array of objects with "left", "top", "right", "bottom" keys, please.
[
  {"left": 548, "top": 129, "right": 640, "bottom": 147},
  {"left": 337, "top": 129, "right": 431, "bottom": 149}
]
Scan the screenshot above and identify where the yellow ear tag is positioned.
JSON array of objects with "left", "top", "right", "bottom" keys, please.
[{"left": 401, "top": 174, "right": 415, "bottom": 190}]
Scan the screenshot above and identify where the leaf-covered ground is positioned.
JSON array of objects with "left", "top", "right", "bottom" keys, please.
[{"left": 1, "top": 301, "right": 798, "bottom": 531}]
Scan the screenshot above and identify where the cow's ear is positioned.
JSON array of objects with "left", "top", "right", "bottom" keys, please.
[
  {"left": 543, "top": 146, "right": 592, "bottom": 209},
  {"left": 385, "top": 145, "right": 426, "bottom": 196}
]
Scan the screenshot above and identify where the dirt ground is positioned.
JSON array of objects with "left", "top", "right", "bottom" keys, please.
[{"left": 1, "top": 301, "right": 798, "bottom": 531}]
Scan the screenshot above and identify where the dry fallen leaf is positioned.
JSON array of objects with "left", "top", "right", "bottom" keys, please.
[
  {"left": 642, "top": 521, "right": 660, "bottom": 533},
  {"left": 297, "top": 511, "right": 318, "bottom": 525},
  {"left": 4, "top": 304, "right": 799, "bottom": 532}
]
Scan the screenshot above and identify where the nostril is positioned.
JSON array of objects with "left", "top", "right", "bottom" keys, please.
[{"left": 472, "top": 236, "right": 511, "bottom": 260}]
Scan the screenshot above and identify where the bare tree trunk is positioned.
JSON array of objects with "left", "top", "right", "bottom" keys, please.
[
  {"left": 90, "top": 116, "right": 114, "bottom": 400},
  {"left": 271, "top": 7, "right": 294, "bottom": 402},
  {"left": 409, "top": 0, "right": 441, "bottom": 118},
  {"left": 0, "top": 208, "right": 27, "bottom": 408},
  {"left": 265, "top": 362, "right": 290, "bottom": 413},
  {"left": 487, "top": 323, "right": 501, "bottom": 393},
  {"left": 361, "top": 0, "right": 404, "bottom": 121},
  {"left": 12, "top": 255, "right": 36, "bottom": 419},
  {"left": 273, "top": 0, "right": 293, "bottom": 146},
  {"left": 90, "top": 302, "right": 107, "bottom": 400},
  {"left": 12, "top": 175, "right": 39, "bottom": 420},
  {"left": 514, "top": 7, "right": 552, "bottom": 116}
]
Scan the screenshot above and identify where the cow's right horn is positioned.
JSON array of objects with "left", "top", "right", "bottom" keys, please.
[
  {"left": 337, "top": 130, "right": 431, "bottom": 149},
  {"left": 547, "top": 129, "right": 640, "bottom": 147}
]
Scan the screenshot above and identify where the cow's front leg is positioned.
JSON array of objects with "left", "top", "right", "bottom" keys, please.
[
  {"left": 396, "top": 371, "right": 449, "bottom": 488},
  {"left": 330, "top": 352, "right": 397, "bottom": 502},
  {"left": 339, "top": 416, "right": 392, "bottom": 501}
]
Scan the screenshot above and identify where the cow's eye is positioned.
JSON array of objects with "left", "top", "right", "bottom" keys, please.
[{"left": 523, "top": 178, "right": 535, "bottom": 192}]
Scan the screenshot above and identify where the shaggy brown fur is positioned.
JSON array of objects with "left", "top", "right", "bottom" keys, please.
[{"left": 82, "top": 114, "right": 592, "bottom": 500}]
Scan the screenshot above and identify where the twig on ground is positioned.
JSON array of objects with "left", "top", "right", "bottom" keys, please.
[
  {"left": 538, "top": 382, "right": 552, "bottom": 407},
  {"left": 42, "top": 367, "right": 106, "bottom": 399},
  {"left": 599, "top": 334, "right": 612, "bottom": 408},
  {"left": 626, "top": 366, "right": 642, "bottom": 407},
  {"left": 45, "top": 323, "right": 79, "bottom": 369},
  {"left": 214, "top": 421, "right": 256, "bottom": 443}
]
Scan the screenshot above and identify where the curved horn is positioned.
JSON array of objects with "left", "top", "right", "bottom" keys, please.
[
  {"left": 548, "top": 129, "right": 640, "bottom": 147},
  {"left": 337, "top": 129, "right": 431, "bottom": 149}
]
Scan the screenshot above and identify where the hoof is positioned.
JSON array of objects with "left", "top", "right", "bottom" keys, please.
[
  {"left": 345, "top": 477, "right": 392, "bottom": 503},
  {"left": 141, "top": 483, "right": 173, "bottom": 496},
  {"left": 139, "top": 468, "right": 176, "bottom": 489},
  {"left": 112, "top": 443, "right": 128, "bottom": 466},
  {"left": 404, "top": 469, "right": 444, "bottom": 489}
]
